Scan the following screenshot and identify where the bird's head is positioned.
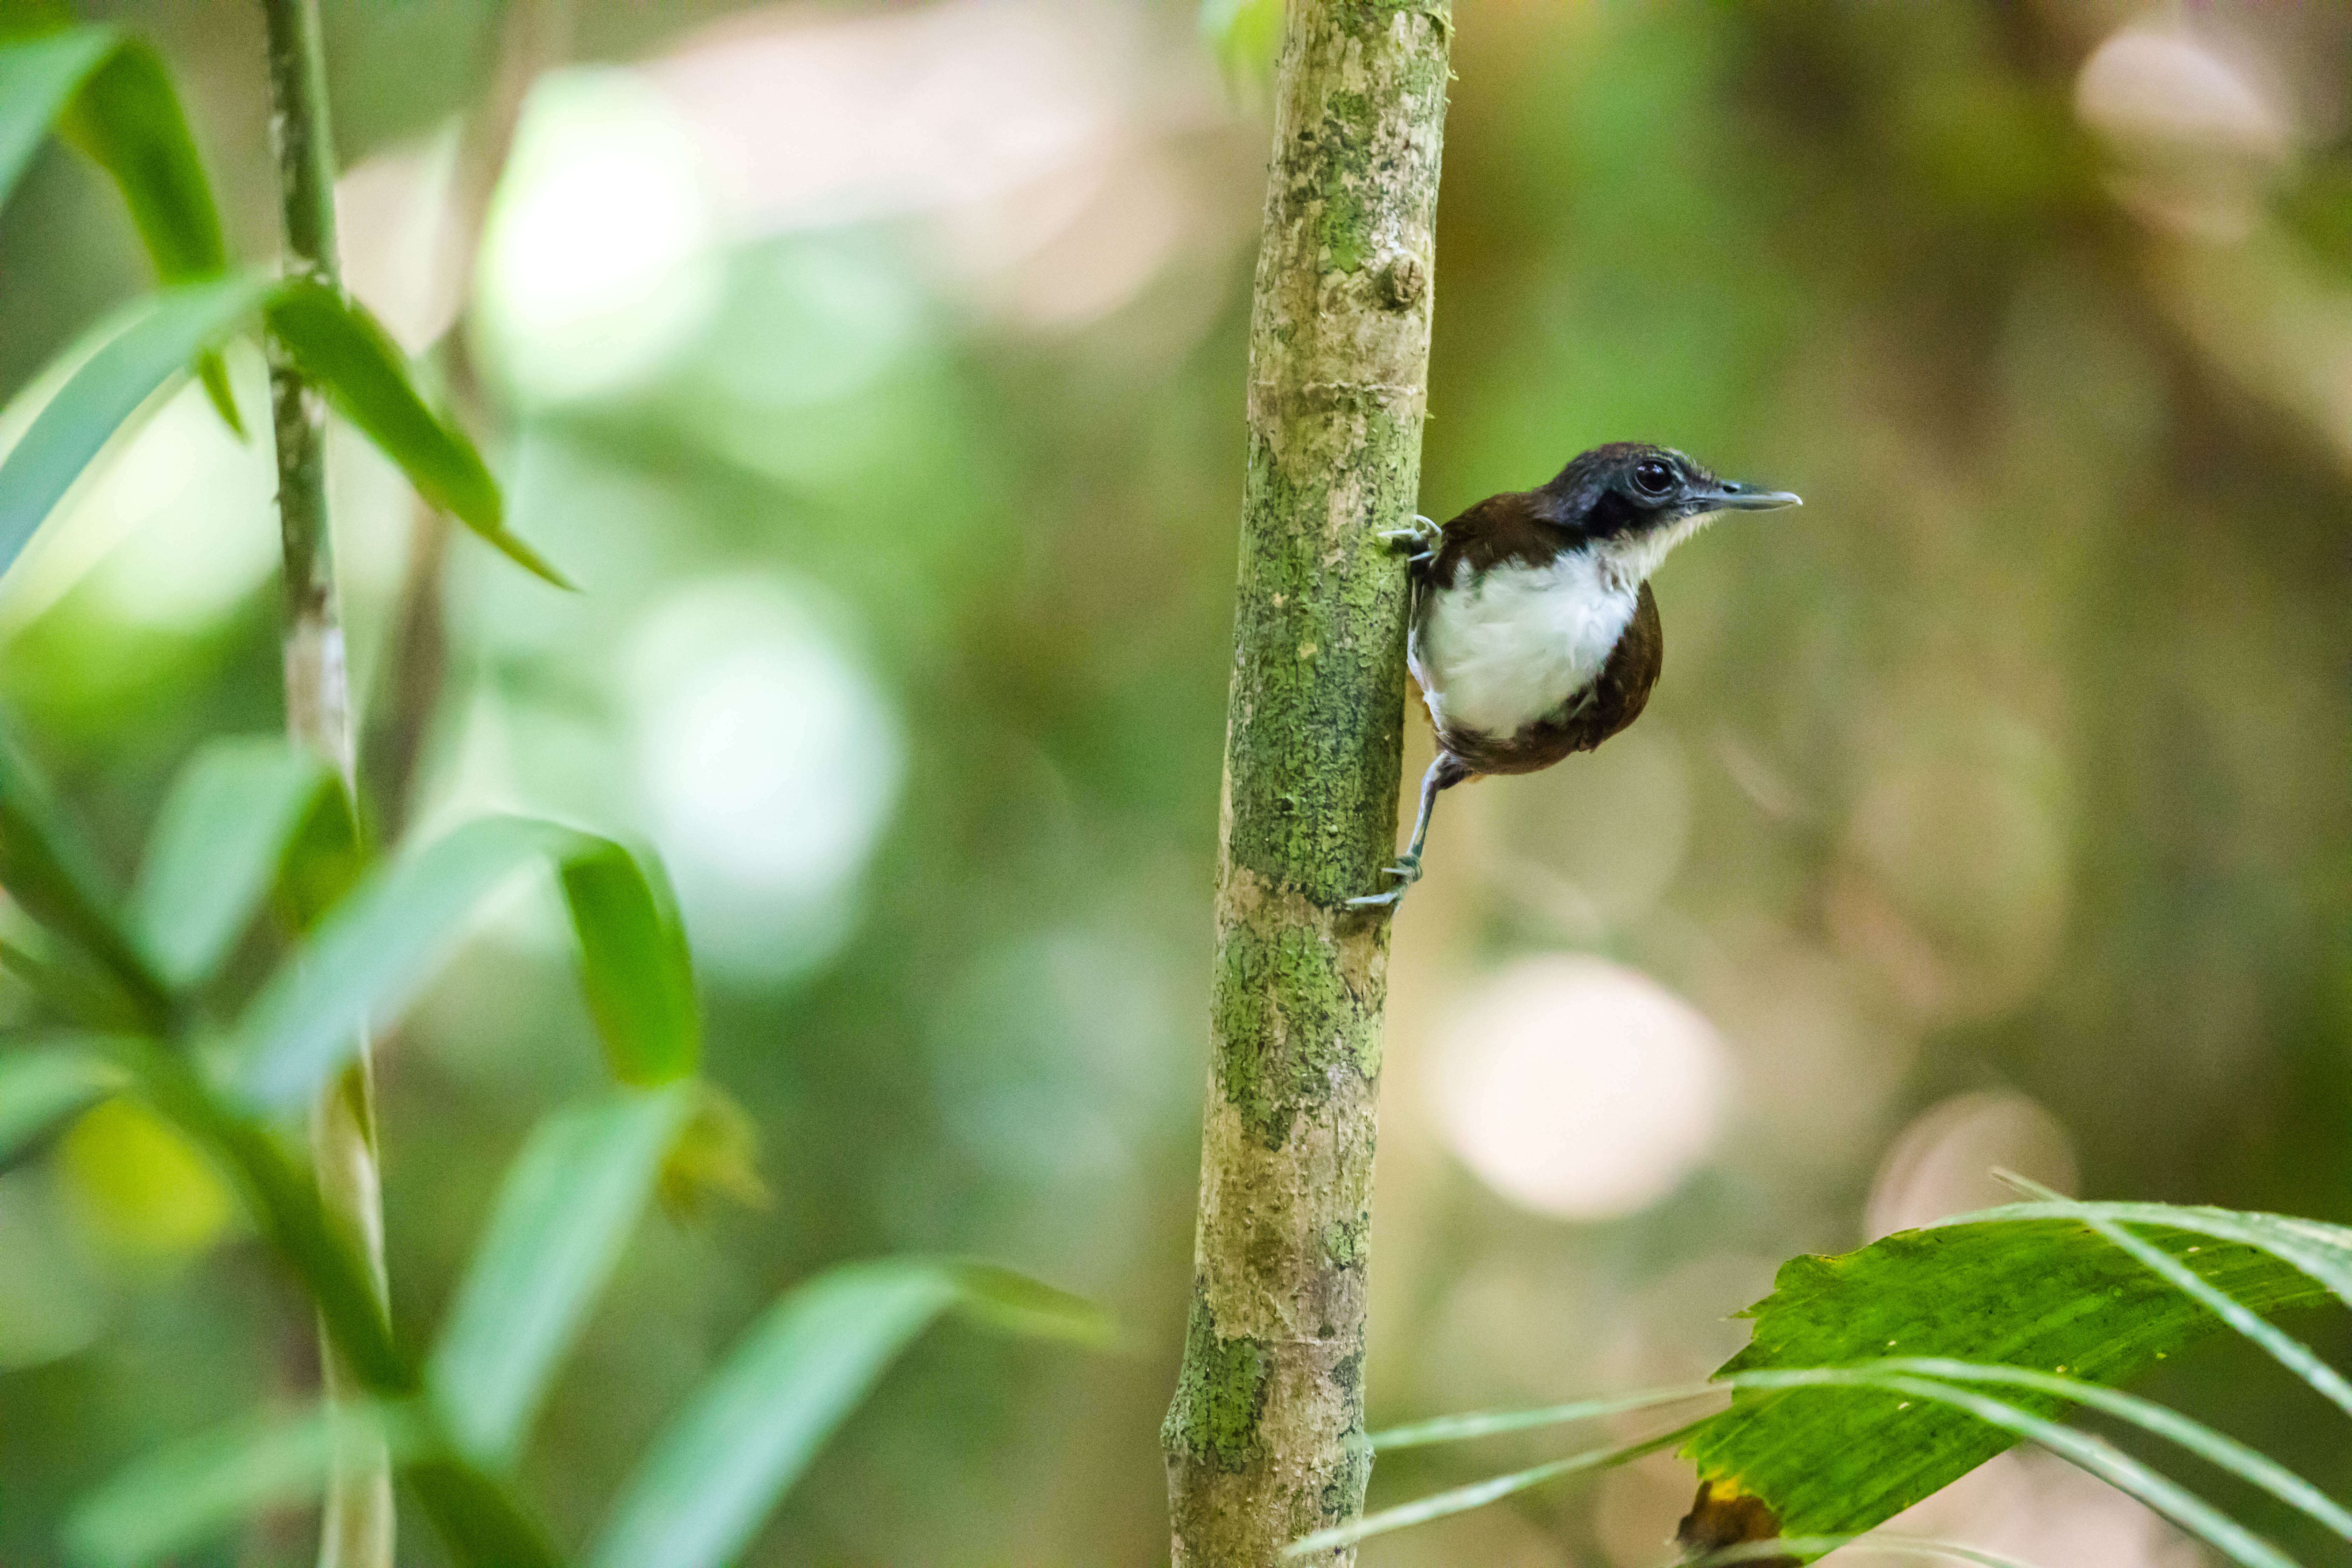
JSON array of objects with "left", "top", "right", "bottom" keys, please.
[{"left": 1539, "top": 442, "right": 1800, "bottom": 586}]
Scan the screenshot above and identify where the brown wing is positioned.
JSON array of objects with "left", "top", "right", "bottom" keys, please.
[
  {"left": 1441, "top": 582, "right": 1663, "bottom": 776},
  {"left": 1425, "top": 491, "right": 1565, "bottom": 584}
]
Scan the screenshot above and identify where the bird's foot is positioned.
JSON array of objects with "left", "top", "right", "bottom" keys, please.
[
  {"left": 1345, "top": 852, "right": 1424, "bottom": 909},
  {"left": 1378, "top": 514, "right": 1442, "bottom": 566}
]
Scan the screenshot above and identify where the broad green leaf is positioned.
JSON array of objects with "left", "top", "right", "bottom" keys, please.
[
  {"left": 0, "top": 275, "right": 268, "bottom": 581},
  {"left": 0, "top": 730, "right": 168, "bottom": 1023},
  {"left": 1685, "top": 1542, "right": 2042, "bottom": 1568},
  {"left": 1325, "top": 1357, "right": 2328, "bottom": 1561},
  {"left": 429, "top": 1082, "right": 697, "bottom": 1466},
  {"left": 0, "top": 26, "right": 113, "bottom": 210},
  {"left": 1855, "top": 1357, "right": 2352, "bottom": 1543},
  {"left": 586, "top": 1259, "right": 1112, "bottom": 1568},
  {"left": 2000, "top": 1172, "right": 2352, "bottom": 1419},
  {"left": 1678, "top": 1205, "right": 2350, "bottom": 1555},
  {"left": 263, "top": 279, "right": 572, "bottom": 588},
  {"left": 128, "top": 738, "right": 355, "bottom": 990},
  {"left": 0, "top": 1041, "right": 125, "bottom": 1161},
  {"left": 222, "top": 815, "right": 698, "bottom": 1111},
  {"left": 63, "top": 1402, "right": 421, "bottom": 1568}
]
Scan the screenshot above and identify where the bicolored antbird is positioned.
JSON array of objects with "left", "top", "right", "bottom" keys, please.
[{"left": 1352, "top": 442, "right": 1799, "bottom": 908}]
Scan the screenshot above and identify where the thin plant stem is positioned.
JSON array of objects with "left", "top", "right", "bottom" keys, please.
[
  {"left": 255, "top": 1, "right": 389, "bottom": 1564},
  {"left": 1159, "top": 1, "right": 1452, "bottom": 1562}
]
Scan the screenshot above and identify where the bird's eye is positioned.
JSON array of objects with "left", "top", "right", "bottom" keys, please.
[{"left": 1632, "top": 458, "right": 1676, "bottom": 497}]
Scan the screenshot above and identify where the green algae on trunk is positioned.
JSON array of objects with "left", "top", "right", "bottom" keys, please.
[{"left": 1162, "top": 1, "right": 1451, "bottom": 1561}]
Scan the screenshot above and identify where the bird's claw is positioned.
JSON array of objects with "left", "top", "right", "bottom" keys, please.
[
  {"left": 1378, "top": 514, "right": 1442, "bottom": 566},
  {"left": 1344, "top": 853, "right": 1424, "bottom": 910}
]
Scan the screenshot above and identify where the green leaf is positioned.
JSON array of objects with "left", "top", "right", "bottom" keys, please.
[
  {"left": 0, "top": 27, "right": 239, "bottom": 432},
  {"left": 1685, "top": 1541, "right": 2045, "bottom": 1568},
  {"left": 52, "top": 38, "right": 228, "bottom": 286},
  {"left": 0, "top": 729, "right": 169, "bottom": 1024},
  {"left": 429, "top": 1083, "right": 698, "bottom": 1466},
  {"left": 1997, "top": 1172, "right": 2352, "bottom": 1419},
  {"left": 57, "top": 38, "right": 238, "bottom": 432},
  {"left": 586, "top": 1259, "right": 1111, "bottom": 1568},
  {"left": 1282, "top": 1422, "right": 1701, "bottom": 1559},
  {"left": 558, "top": 836, "right": 699, "bottom": 1084},
  {"left": 128, "top": 738, "right": 356, "bottom": 990},
  {"left": 222, "top": 814, "right": 699, "bottom": 1112},
  {"left": 91, "top": 1028, "right": 566, "bottom": 1568},
  {"left": 262, "top": 279, "right": 572, "bottom": 588},
  {"left": 0, "top": 1041, "right": 125, "bottom": 1161},
  {"left": 0, "top": 275, "right": 269, "bottom": 581},
  {"left": 1329, "top": 1357, "right": 2332, "bottom": 1561},
  {"left": 0, "top": 26, "right": 114, "bottom": 211},
  {"left": 1679, "top": 1204, "right": 2351, "bottom": 1554},
  {"left": 63, "top": 1402, "right": 422, "bottom": 1568}
]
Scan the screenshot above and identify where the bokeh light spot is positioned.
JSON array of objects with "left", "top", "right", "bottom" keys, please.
[
  {"left": 1431, "top": 956, "right": 1730, "bottom": 1220},
  {"left": 477, "top": 68, "right": 724, "bottom": 404},
  {"left": 626, "top": 577, "right": 903, "bottom": 976}
]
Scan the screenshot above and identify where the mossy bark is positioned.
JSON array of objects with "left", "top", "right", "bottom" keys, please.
[
  {"left": 1162, "top": 2, "right": 1451, "bottom": 1562},
  {"left": 258, "top": 2, "right": 390, "bottom": 1565}
]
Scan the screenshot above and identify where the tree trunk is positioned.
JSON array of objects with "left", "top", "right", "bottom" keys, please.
[
  {"left": 257, "top": 3, "right": 391, "bottom": 1565},
  {"left": 1161, "top": 3, "right": 1452, "bottom": 1563}
]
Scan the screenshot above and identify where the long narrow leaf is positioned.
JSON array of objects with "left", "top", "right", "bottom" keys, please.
[
  {"left": 1819, "top": 1373, "right": 2295, "bottom": 1568},
  {"left": 1372, "top": 1380, "right": 1726, "bottom": 1450},
  {"left": 102, "top": 1040, "right": 567, "bottom": 1568},
  {"left": 557, "top": 838, "right": 697, "bottom": 1084},
  {"left": 53, "top": 36, "right": 238, "bottom": 428},
  {"left": 1996, "top": 1172, "right": 2352, "bottom": 1421},
  {"left": 222, "top": 814, "right": 572, "bottom": 1111},
  {"left": 0, "top": 26, "right": 238, "bottom": 429},
  {"left": 1281, "top": 1421, "right": 1704, "bottom": 1558},
  {"left": 0, "top": 26, "right": 113, "bottom": 209},
  {"left": 1836, "top": 1359, "right": 2352, "bottom": 1545},
  {"left": 63, "top": 1402, "right": 421, "bottom": 1568},
  {"left": 0, "top": 275, "right": 268, "bottom": 580},
  {"left": 52, "top": 38, "right": 227, "bottom": 284},
  {"left": 262, "top": 279, "right": 571, "bottom": 588},
  {"left": 1353, "top": 1358, "right": 2325, "bottom": 1565},
  {"left": 1378, "top": 1358, "right": 2347, "bottom": 1540},
  {"left": 0, "top": 1041, "right": 125, "bottom": 1161},
  {"left": 0, "top": 731, "right": 169, "bottom": 1023},
  {"left": 223, "top": 814, "right": 700, "bottom": 1110},
  {"left": 587, "top": 1259, "right": 1111, "bottom": 1568},
  {"left": 429, "top": 1083, "right": 698, "bottom": 1465},
  {"left": 128, "top": 738, "right": 353, "bottom": 989}
]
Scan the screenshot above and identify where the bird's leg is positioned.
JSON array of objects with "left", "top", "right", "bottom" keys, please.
[
  {"left": 1347, "top": 756, "right": 1455, "bottom": 909},
  {"left": 1378, "top": 513, "right": 1443, "bottom": 566}
]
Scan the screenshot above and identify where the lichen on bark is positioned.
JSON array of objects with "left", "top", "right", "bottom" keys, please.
[{"left": 1163, "top": 1, "right": 1451, "bottom": 1562}]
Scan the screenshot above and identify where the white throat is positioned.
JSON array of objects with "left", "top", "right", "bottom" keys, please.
[{"left": 1411, "top": 512, "right": 1715, "bottom": 741}]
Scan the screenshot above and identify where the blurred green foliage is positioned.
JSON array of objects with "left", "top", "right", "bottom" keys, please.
[{"left": 2, "top": 0, "right": 2350, "bottom": 1563}]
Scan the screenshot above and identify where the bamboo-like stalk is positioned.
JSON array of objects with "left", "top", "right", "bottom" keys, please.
[
  {"left": 256, "top": 2, "right": 389, "bottom": 1565},
  {"left": 1160, "top": 2, "right": 1452, "bottom": 1562}
]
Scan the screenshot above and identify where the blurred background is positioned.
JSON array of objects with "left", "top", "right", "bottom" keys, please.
[{"left": 3, "top": 1, "right": 2350, "bottom": 1563}]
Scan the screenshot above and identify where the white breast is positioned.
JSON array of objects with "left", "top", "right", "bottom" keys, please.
[{"left": 1410, "top": 550, "right": 1636, "bottom": 740}]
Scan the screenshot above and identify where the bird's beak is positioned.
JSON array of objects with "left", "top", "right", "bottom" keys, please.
[{"left": 1703, "top": 479, "right": 1802, "bottom": 512}]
